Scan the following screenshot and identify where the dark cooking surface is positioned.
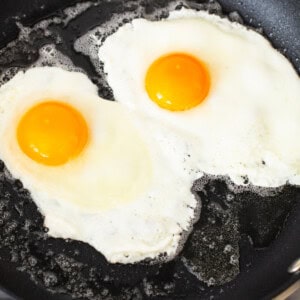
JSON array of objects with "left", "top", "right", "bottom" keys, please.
[{"left": 0, "top": 1, "right": 299, "bottom": 299}]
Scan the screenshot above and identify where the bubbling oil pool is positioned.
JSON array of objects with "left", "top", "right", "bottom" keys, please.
[{"left": 0, "top": 0, "right": 299, "bottom": 299}]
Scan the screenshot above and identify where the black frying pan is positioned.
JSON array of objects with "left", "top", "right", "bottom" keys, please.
[{"left": 0, "top": 0, "right": 299, "bottom": 299}]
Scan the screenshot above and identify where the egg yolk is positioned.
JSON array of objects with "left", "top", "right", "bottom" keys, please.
[
  {"left": 145, "top": 53, "right": 210, "bottom": 111},
  {"left": 17, "top": 101, "right": 88, "bottom": 166}
]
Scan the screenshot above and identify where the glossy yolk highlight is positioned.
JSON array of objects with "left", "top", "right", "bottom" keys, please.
[
  {"left": 145, "top": 53, "right": 210, "bottom": 111},
  {"left": 17, "top": 101, "right": 88, "bottom": 166}
]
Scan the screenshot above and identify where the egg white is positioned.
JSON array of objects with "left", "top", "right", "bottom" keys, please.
[
  {"left": 99, "top": 8, "right": 300, "bottom": 187},
  {"left": 0, "top": 67, "right": 200, "bottom": 263}
]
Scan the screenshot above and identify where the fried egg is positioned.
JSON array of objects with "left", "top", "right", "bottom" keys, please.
[
  {"left": 0, "top": 67, "right": 200, "bottom": 263},
  {"left": 99, "top": 8, "right": 300, "bottom": 187}
]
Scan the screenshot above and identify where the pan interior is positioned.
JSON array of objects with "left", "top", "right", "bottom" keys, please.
[{"left": 0, "top": 1, "right": 299, "bottom": 299}]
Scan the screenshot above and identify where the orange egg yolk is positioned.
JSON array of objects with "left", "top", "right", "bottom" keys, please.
[
  {"left": 17, "top": 101, "right": 88, "bottom": 166},
  {"left": 145, "top": 53, "right": 210, "bottom": 111}
]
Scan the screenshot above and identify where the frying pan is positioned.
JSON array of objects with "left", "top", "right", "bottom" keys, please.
[{"left": 0, "top": 0, "right": 299, "bottom": 299}]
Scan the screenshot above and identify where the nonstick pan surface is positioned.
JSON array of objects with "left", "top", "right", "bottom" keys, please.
[{"left": 0, "top": 0, "right": 299, "bottom": 299}]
